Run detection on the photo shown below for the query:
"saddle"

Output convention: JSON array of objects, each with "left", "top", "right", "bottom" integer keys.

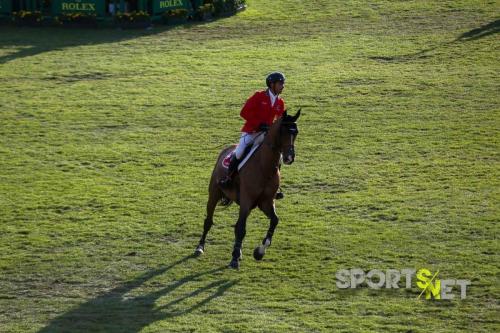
[
  {"left": 222, "top": 142, "right": 262, "bottom": 171},
  {"left": 220, "top": 140, "right": 284, "bottom": 200}
]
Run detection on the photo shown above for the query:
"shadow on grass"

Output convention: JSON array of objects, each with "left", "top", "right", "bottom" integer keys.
[
  {"left": 38, "top": 254, "right": 237, "bottom": 333},
  {"left": 369, "top": 19, "right": 499, "bottom": 63},
  {"left": 456, "top": 19, "right": 500, "bottom": 41},
  {"left": 0, "top": 29, "right": 133, "bottom": 64},
  {"left": 0, "top": 16, "right": 233, "bottom": 65}
]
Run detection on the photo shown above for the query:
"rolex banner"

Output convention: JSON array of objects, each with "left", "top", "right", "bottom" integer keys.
[
  {"left": 52, "top": 0, "right": 105, "bottom": 16},
  {"left": 153, "top": 0, "right": 191, "bottom": 15},
  {"left": 0, "top": 0, "right": 12, "bottom": 14}
]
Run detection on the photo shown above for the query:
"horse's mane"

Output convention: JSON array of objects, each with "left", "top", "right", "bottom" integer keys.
[{"left": 267, "top": 115, "right": 284, "bottom": 141}]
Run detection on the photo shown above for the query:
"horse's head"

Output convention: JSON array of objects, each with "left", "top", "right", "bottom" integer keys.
[{"left": 279, "top": 109, "right": 301, "bottom": 165}]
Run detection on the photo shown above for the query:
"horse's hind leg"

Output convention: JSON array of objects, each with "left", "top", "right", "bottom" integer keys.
[
  {"left": 253, "top": 200, "right": 279, "bottom": 261},
  {"left": 194, "top": 182, "right": 221, "bottom": 256}
]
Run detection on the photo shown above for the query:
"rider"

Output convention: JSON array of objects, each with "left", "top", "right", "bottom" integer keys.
[{"left": 219, "top": 72, "right": 286, "bottom": 189}]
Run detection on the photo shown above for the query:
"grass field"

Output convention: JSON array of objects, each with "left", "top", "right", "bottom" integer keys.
[{"left": 0, "top": 1, "right": 499, "bottom": 332}]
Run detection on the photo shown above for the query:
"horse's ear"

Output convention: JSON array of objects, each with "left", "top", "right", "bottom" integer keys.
[{"left": 291, "top": 108, "right": 301, "bottom": 122}]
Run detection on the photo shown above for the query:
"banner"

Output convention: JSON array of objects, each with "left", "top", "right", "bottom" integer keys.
[
  {"left": 153, "top": 0, "right": 191, "bottom": 15},
  {"left": 52, "top": 0, "right": 105, "bottom": 16}
]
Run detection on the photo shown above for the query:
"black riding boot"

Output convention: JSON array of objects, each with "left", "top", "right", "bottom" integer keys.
[{"left": 219, "top": 155, "right": 239, "bottom": 188}]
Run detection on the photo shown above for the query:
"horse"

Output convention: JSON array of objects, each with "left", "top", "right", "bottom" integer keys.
[{"left": 194, "top": 109, "right": 301, "bottom": 269}]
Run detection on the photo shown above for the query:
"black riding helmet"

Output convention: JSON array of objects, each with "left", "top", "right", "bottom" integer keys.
[{"left": 266, "top": 72, "right": 286, "bottom": 88}]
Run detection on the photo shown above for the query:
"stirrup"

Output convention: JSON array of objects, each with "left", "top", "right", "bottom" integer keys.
[{"left": 275, "top": 188, "right": 284, "bottom": 200}]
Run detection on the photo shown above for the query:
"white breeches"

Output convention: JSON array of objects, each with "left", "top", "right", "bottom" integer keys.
[{"left": 234, "top": 132, "right": 265, "bottom": 159}]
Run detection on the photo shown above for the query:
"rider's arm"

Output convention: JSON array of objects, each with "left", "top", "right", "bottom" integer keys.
[
  {"left": 240, "top": 92, "right": 261, "bottom": 130},
  {"left": 275, "top": 98, "right": 286, "bottom": 119}
]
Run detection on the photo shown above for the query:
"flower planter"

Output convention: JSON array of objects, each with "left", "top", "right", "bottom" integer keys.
[
  {"left": 195, "top": 4, "right": 214, "bottom": 21},
  {"left": 11, "top": 11, "right": 43, "bottom": 26},
  {"left": 115, "top": 11, "right": 151, "bottom": 29}
]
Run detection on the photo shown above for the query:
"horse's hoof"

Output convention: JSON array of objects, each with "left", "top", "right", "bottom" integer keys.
[
  {"left": 194, "top": 245, "right": 204, "bottom": 256},
  {"left": 228, "top": 259, "right": 240, "bottom": 269},
  {"left": 253, "top": 246, "right": 265, "bottom": 261}
]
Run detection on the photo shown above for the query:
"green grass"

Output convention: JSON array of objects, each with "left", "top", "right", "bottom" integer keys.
[{"left": 0, "top": 1, "right": 499, "bottom": 332}]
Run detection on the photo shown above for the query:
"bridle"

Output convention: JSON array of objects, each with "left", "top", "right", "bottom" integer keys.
[
  {"left": 265, "top": 120, "right": 298, "bottom": 157},
  {"left": 280, "top": 122, "right": 298, "bottom": 159}
]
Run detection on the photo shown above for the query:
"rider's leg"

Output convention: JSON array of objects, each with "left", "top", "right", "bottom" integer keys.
[
  {"left": 219, "top": 133, "right": 255, "bottom": 187},
  {"left": 234, "top": 132, "right": 256, "bottom": 160}
]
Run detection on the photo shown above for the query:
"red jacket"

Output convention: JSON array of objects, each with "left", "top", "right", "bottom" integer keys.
[{"left": 240, "top": 90, "right": 285, "bottom": 133}]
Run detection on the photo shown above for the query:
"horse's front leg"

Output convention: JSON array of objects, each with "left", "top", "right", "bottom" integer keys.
[
  {"left": 195, "top": 178, "right": 221, "bottom": 256},
  {"left": 229, "top": 205, "right": 251, "bottom": 269},
  {"left": 254, "top": 200, "right": 279, "bottom": 261}
]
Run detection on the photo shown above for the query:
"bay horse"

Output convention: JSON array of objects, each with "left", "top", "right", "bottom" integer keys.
[{"left": 194, "top": 109, "right": 301, "bottom": 269}]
